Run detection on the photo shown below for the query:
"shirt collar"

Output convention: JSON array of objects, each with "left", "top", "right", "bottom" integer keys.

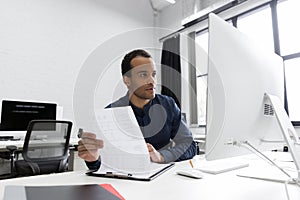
[{"left": 129, "top": 94, "right": 157, "bottom": 116}]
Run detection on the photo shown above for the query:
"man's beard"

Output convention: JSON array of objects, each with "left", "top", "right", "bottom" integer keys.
[{"left": 133, "top": 87, "right": 155, "bottom": 100}]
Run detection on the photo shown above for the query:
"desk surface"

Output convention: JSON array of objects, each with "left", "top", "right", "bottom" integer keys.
[
  {"left": 0, "top": 137, "right": 79, "bottom": 150},
  {"left": 1, "top": 155, "right": 300, "bottom": 200}
]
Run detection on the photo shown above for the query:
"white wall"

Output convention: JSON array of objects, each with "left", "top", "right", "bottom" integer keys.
[
  {"left": 156, "top": 0, "right": 183, "bottom": 32},
  {"left": 0, "top": 0, "right": 155, "bottom": 134}
]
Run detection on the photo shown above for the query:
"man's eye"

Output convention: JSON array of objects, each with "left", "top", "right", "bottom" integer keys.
[{"left": 139, "top": 73, "right": 148, "bottom": 78}]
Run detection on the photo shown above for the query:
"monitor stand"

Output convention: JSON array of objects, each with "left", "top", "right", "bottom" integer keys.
[
  {"left": 229, "top": 93, "right": 300, "bottom": 185},
  {"left": 265, "top": 93, "right": 300, "bottom": 184}
]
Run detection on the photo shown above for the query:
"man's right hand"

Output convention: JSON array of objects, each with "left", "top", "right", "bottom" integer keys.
[{"left": 78, "top": 132, "right": 104, "bottom": 162}]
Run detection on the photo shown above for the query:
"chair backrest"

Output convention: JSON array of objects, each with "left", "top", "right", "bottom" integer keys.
[{"left": 20, "top": 120, "right": 72, "bottom": 175}]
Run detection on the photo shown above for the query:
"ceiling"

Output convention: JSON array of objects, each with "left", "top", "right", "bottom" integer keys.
[{"left": 149, "top": 0, "right": 175, "bottom": 11}]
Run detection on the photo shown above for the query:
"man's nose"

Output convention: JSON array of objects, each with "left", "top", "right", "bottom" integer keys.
[{"left": 147, "top": 75, "right": 156, "bottom": 84}]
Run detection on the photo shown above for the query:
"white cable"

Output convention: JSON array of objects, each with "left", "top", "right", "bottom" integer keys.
[
  {"left": 284, "top": 178, "right": 292, "bottom": 200},
  {"left": 232, "top": 140, "right": 300, "bottom": 187},
  {"left": 239, "top": 141, "right": 292, "bottom": 178}
]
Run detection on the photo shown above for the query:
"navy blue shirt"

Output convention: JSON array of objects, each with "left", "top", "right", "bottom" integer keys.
[{"left": 86, "top": 93, "right": 197, "bottom": 170}]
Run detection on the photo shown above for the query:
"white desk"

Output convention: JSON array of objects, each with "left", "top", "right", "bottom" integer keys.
[
  {"left": 0, "top": 137, "right": 79, "bottom": 150},
  {"left": 1, "top": 155, "right": 300, "bottom": 200}
]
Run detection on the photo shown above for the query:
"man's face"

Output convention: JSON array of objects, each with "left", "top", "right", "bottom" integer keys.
[{"left": 124, "top": 56, "right": 157, "bottom": 100}]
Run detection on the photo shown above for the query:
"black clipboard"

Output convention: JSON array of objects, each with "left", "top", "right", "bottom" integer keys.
[{"left": 86, "top": 163, "right": 175, "bottom": 181}]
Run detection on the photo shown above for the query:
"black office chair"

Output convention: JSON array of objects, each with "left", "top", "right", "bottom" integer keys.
[{"left": 10, "top": 120, "right": 72, "bottom": 177}]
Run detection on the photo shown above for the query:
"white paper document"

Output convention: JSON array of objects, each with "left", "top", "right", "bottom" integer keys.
[{"left": 94, "top": 106, "right": 153, "bottom": 174}]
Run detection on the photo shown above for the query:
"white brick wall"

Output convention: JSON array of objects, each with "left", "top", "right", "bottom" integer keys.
[{"left": 0, "top": 0, "right": 155, "bottom": 136}]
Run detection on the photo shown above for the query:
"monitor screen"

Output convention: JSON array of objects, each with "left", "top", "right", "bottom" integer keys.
[
  {"left": 0, "top": 100, "right": 56, "bottom": 131},
  {"left": 205, "top": 13, "right": 285, "bottom": 161}
]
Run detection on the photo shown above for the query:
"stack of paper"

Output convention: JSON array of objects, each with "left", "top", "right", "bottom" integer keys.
[
  {"left": 88, "top": 106, "right": 174, "bottom": 181},
  {"left": 95, "top": 106, "right": 151, "bottom": 174}
]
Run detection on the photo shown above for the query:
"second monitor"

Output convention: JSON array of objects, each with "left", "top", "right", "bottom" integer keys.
[{"left": 0, "top": 100, "right": 57, "bottom": 131}]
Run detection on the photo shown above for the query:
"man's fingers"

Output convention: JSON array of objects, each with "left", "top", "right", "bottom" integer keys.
[
  {"left": 81, "top": 132, "right": 97, "bottom": 139},
  {"left": 146, "top": 143, "right": 153, "bottom": 152},
  {"left": 78, "top": 148, "right": 98, "bottom": 155},
  {"left": 77, "top": 132, "right": 103, "bottom": 162},
  {"left": 146, "top": 143, "right": 164, "bottom": 163},
  {"left": 78, "top": 138, "right": 104, "bottom": 148},
  {"left": 77, "top": 144, "right": 101, "bottom": 152},
  {"left": 78, "top": 149, "right": 99, "bottom": 161}
]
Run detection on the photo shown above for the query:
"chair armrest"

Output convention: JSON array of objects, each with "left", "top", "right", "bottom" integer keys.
[{"left": 6, "top": 145, "right": 18, "bottom": 153}]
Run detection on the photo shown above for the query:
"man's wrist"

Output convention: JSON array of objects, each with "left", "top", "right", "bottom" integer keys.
[
  {"left": 160, "top": 154, "right": 165, "bottom": 163},
  {"left": 85, "top": 156, "right": 101, "bottom": 170}
]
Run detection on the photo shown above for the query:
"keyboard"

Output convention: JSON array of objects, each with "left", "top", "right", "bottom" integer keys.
[
  {"left": 195, "top": 159, "right": 249, "bottom": 174},
  {"left": 0, "top": 136, "right": 20, "bottom": 141}
]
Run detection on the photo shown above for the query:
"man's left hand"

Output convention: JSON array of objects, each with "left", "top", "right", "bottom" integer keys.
[{"left": 147, "top": 143, "right": 165, "bottom": 163}]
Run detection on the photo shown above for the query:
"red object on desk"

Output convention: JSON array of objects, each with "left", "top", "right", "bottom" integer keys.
[{"left": 100, "top": 184, "right": 126, "bottom": 200}]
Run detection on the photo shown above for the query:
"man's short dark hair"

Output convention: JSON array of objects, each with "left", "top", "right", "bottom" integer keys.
[{"left": 121, "top": 49, "right": 152, "bottom": 77}]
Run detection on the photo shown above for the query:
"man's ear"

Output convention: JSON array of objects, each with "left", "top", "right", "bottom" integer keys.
[{"left": 123, "top": 76, "right": 131, "bottom": 87}]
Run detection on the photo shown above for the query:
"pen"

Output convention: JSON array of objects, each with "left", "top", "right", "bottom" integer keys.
[
  {"left": 77, "top": 128, "right": 83, "bottom": 138},
  {"left": 189, "top": 159, "right": 194, "bottom": 168}
]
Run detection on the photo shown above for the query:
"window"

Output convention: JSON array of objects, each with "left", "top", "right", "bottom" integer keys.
[
  {"left": 277, "top": 0, "right": 300, "bottom": 55},
  {"left": 277, "top": 0, "right": 300, "bottom": 124},
  {"left": 237, "top": 6, "right": 274, "bottom": 52},
  {"left": 194, "top": 0, "right": 300, "bottom": 125},
  {"left": 285, "top": 58, "right": 300, "bottom": 121},
  {"left": 195, "top": 31, "right": 208, "bottom": 126},
  {"left": 196, "top": 31, "right": 208, "bottom": 53}
]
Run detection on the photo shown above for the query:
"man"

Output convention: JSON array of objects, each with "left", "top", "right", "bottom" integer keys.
[{"left": 78, "top": 49, "right": 197, "bottom": 170}]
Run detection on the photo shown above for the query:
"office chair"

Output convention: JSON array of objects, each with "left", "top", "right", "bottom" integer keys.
[{"left": 10, "top": 120, "right": 72, "bottom": 177}]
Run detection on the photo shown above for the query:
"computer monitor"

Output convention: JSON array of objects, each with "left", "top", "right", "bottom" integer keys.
[
  {"left": 205, "top": 13, "right": 285, "bottom": 161},
  {"left": 0, "top": 100, "right": 57, "bottom": 131}
]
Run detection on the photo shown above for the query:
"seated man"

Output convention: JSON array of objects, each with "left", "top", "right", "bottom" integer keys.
[{"left": 78, "top": 49, "right": 197, "bottom": 170}]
